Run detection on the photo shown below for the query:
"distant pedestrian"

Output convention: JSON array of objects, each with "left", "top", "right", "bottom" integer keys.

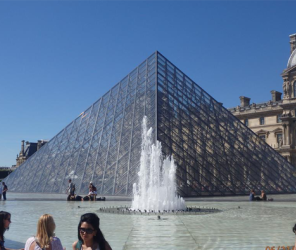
[
  {"left": 68, "top": 179, "right": 75, "bottom": 196},
  {"left": 67, "top": 179, "right": 76, "bottom": 201},
  {"left": 2, "top": 183, "right": 8, "bottom": 201},
  {"left": 0, "top": 182, "right": 2, "bottom": 200}
]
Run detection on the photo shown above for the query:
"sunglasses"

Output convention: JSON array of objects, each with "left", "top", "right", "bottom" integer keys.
[{"left": 79, "top": 227, "right": 94, "bottom": 234}]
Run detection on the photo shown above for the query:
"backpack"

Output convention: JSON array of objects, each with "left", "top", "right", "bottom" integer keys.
[
  {"left": 92, "top": 185, "right": 97, "bottom": 191},
  {"left": 72, "top": 183, "right": 76, "bottom": 192}
]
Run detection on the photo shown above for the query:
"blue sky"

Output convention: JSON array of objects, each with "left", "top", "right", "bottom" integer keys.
[{"left": 0, "top": 1, "right": 295, "bottom": 167}]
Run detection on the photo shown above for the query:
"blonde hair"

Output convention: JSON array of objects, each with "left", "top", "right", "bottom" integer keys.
[{"left": 36, "top": 214, "right": 56, "bottom": 248}]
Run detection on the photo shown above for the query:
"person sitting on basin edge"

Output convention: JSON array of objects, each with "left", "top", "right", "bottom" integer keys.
[
  {"left": 249, "top": 189, "right": 262, "bottom": 201},
  {"left": 249, "top": 189, "right": 255, "bottom": 201},
  {"left": 87, "top": 182, "right": 97, "bottom": 201},
  {"left": 261, "top": 190, "right": 267, "bottom": 201},
  {"left": 250, "top": 189, "right": 273, "bottom": 201},
  {"left": 73, "top": 213, "right": 112, "bottom": 250},
  {"left": 24, "top": 214, "right": 64, "bottom": 250}
]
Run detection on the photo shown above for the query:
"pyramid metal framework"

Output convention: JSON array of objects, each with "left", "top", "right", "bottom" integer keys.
[{"left": 5, "top": 52, "right": 296, "bottom": 196}]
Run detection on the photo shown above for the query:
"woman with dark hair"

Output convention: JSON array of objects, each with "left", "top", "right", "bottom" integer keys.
[
  {"left": 72, "top": 213, "right": 111, "bottom": 250},
  {"left": 0, "top": 211, "right": 11, "bottom": 250},
  {"left": 293, "top": 223, "right": 296, "bottom": 249},
  {"left": 0, "top": 211, "right": 22, "bottom": 250}
]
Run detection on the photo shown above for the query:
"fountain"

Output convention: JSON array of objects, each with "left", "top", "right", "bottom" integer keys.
[
  {"left": 99, "top": 116, "right": 219, "bottom": 216},
  {"left": 131, "top": 116, "right": 186, "bottom": 212}
]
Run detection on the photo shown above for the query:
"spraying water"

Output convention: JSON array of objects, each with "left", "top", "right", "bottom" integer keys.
[{"left": 131, "top": 116, "right": 186, "bottom": 211}]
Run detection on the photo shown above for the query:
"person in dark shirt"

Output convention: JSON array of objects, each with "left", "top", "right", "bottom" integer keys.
[
  {"left": 68, "top": 179, "right": 75, "bottom": 196},
  {"left": 67, "top": 179, "right": 76, "bottom": 201},
  {"left": 261, "top": 190, "right": 267, "bottom": 201},
  {"left": 249, "top": 189, "right": 255, "bottom": 201},
  {"left": 2, "top": 183, "right": 8, "bottom": 201},
  {"left": 0, "top": 211, "right": 24, "bottom": 250},
  {"left": 0, "top": 211, "right": 11, "bottom": 250},
  {"left": 250, "top": 189, "right": 267, "bottom": 201}
]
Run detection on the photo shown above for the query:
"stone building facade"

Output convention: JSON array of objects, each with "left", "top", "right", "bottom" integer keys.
[
  {"left": 229, "top": 33, "right": 296, "bottom": 166},
  {"left": 16, "top": 140, "right": 47, "bottom": 167}
]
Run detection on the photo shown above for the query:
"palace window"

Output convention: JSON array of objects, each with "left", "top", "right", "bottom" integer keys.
[
  {"left": 294, "top": 81, "right": 296, "bottom": 97},
  {"left": 244, "top": 119, "right": 248, "bottom": 127},
  {"left": 277, "top": 114, "right": 281, "bottom": 123},
  {"left": 259, "top": 134, "right": 266, "bottom": 141},
  {"left": 276, "top": 133, "right": 282, "bottom": 145},
  {"left": 259, "top": 117, "right": 265, "bottom": 125}
]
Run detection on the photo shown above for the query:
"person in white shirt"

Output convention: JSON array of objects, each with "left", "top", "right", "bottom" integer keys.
[{"left": 24, "top": 214, "right": 64, "bottom": 250}]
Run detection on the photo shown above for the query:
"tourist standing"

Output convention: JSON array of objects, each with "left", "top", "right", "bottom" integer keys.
[
  {"left": 73, "top": 213, "right": 112, "bottom": 250},
  {"left": 68, "top": 179, "right": 75, "bottom": 196},
  {"left": 0, "top": 183, "right": 3, "bottom": 200},
  {"left": 88, "top": 182, "right": 93, "bottom": 195},
  {"left": 249, "top": 189, "right": 255, "bottom": 201},
  {"left": 2, "top": 183, "right": 7, "bottom": 201},
  {"left": 24, "top": 214, "right": 64, "bottom": 250}
]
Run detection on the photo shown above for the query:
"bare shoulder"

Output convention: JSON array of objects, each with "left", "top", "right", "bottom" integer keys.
[
  {"left": 105, "top": 241, "right": 112, "bottom": 250},
  {"left": 72, "top": 240, "right": 78, "bottom": 250}
]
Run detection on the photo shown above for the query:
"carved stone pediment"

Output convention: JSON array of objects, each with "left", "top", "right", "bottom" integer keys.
[
  {"left": 256, "top": 129, "right": 270, "bottom": 138},
  {"left": 271, "top": 127, "right": 283, "bottom": 136}
]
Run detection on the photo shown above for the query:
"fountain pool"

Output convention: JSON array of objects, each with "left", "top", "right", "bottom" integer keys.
[{"left": 2, "top": 193, "right": 296, "bottom": 250}]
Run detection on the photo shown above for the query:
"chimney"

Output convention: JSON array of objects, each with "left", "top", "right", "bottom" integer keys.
[
  {"left": 290, "top": 33, "right": 296, "bottom": 54},
  {"left": 21, "top": 140, "right": 25, "bottom": 155},
  {"left": 270, "top": 90, "right": 282, "bottom": 102},
  {"left": 37, "top": 140, "right": 41, "bottom": 150},
  {"left": 239, "top": 96, "right": 251, "bottom": 107}
]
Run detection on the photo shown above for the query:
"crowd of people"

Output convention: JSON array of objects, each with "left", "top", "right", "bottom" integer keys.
[
  {"left": 67, "top": 179, "right": 101, "bottom": 201},
  {"left": 0, "top": 211, "right": 112, "bottom": 250}
]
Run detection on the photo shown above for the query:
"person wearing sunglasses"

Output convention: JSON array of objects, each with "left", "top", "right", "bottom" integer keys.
[
  {"left": 24, "top": 214, "right": 64, "bottom": 250},
  {"left": 0, "top": 211, "right": 23, "bottom": 250},
  {"left": 73, "top": 213, "right": 111, "bottom": 250}
]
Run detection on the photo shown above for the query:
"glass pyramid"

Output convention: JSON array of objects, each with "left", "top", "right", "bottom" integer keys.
[{"left": 5, "top": 52, "right": 296, "bottom": 196}]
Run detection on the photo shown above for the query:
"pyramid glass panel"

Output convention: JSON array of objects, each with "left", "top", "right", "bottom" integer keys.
[{"left": 4, "top": 52, "right": 296, "bottom": 196}]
